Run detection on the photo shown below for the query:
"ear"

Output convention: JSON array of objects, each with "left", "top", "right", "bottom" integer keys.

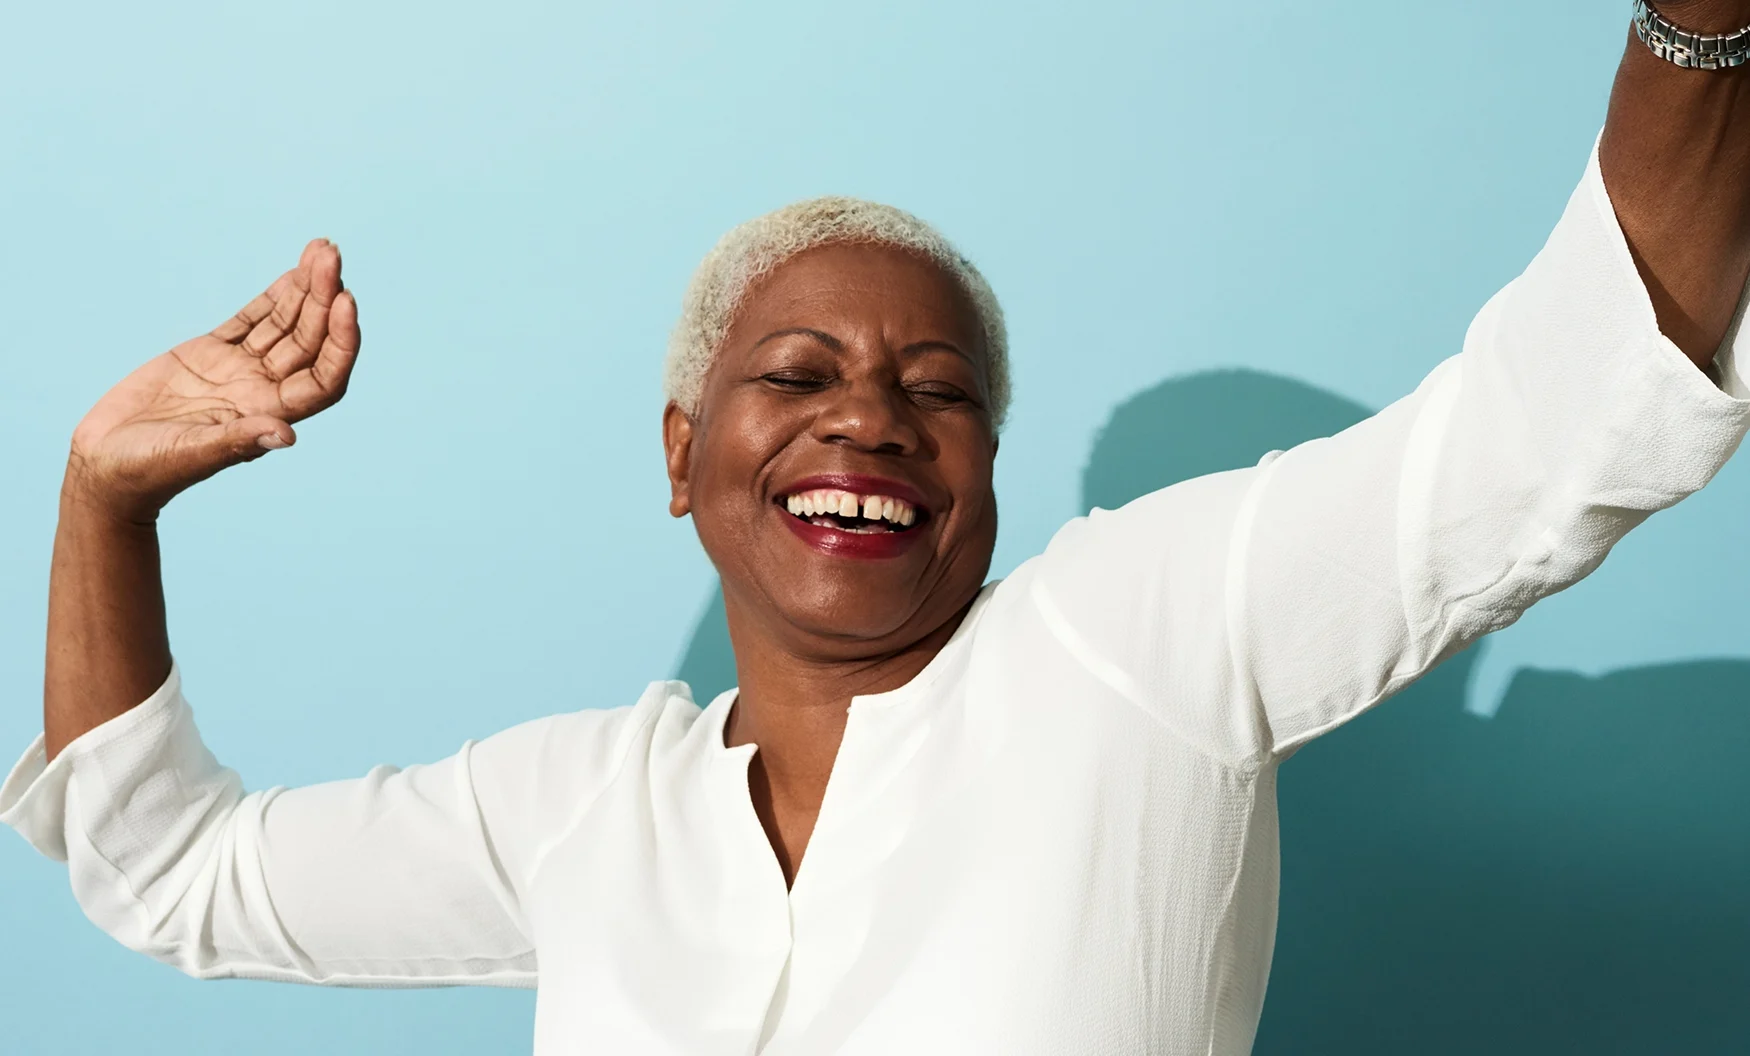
[{"left": 662, "top": 401, "right": 696, "bottom": 518}]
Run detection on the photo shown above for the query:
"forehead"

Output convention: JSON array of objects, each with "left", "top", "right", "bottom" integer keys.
[{"left": 725, "top": 242, "right": 986, "bottom": 352}]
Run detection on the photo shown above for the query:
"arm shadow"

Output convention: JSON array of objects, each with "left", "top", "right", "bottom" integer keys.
[{"left": 1088, "top": 370, "right": 1749, "bottom": 1055}]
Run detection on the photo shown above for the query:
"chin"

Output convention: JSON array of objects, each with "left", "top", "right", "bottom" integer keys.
[{"left": 769, "top": 579, "right": 931, "bottom": 649}]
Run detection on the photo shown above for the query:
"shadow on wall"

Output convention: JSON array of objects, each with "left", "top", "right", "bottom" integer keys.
[
  {"left": 675, "top": 369, "right": 1750, "bottom": 1053},
  {"left": 1093, "top": 371, "right": 1750, "bottom": 1054},
  {"left": 675, "top": 588, "right": 734, "bottom": 706}
]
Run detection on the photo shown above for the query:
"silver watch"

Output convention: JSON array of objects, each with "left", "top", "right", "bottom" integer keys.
[{"left": 1633, "top": 0, "right": 1750, "bottom": 69}]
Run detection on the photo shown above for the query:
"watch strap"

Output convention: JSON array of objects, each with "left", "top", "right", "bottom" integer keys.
[{"left": 1633, "top": 0, "right": 1750, "bottom": 69}]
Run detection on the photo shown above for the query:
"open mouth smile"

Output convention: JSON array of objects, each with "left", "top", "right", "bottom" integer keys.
[
  {"left": 773, "top": 475, "right": 932, "bottom": 557},
  {"left": 780, "top": 488, "right": 922, "bottom": 534}
]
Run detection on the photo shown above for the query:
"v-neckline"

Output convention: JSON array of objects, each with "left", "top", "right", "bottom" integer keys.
[{"left": 699, "top": 580, "right": 1001, "bottom": 899}]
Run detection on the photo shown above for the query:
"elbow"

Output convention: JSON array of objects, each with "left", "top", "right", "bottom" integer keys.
[{"left": 65, "top": 781, "right": 267, "bottom": 980}]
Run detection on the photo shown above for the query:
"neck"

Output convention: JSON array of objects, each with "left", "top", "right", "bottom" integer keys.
[
  {"left": 715, "top": 591, "right": 978, "bottom": 888},
  {"left": 720, "top": 592, "right": 976, "bottom": 785}
]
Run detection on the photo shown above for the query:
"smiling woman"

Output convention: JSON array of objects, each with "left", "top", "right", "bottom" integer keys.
[
  {"left": 3, "top": 4, "right": 1750, "bottom": 1055},
  {"left": 660, "top": 238, "right": 1002, "bottom": 886}
]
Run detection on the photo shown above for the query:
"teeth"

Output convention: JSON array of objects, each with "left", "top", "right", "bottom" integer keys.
[{"left": 781, "top": 487, "right": 920, "bottom": 528}]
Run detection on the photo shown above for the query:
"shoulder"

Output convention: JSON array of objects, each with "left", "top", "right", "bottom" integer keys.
[
  {"left": 965, "top": 465, "right": 1275, "bottom": 768},
  {"left": 475, "top": 681, "right": 699, "bottom": 770},
  {"left": 1042, "top": 464, "right": 1262, "bottom": 571},
  {"left": 467, "top": 682, "right": 703, "bottom": 808}
]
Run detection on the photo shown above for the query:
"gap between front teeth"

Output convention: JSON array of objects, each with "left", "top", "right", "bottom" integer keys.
[{"left": 784, "top": 489, "right": 917, "bottom": 526}]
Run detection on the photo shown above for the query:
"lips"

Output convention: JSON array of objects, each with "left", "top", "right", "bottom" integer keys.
[{"left": 774, "top": 473, "right": 932, "bottom": 560}]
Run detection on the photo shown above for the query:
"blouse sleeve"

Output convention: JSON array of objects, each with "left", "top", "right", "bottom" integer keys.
[
  {"left": 0, "top": 663, "right": 640, "bottom": 987},
  {"left": 1027, "top": 140, "right": 1750, "bottom": 767}
]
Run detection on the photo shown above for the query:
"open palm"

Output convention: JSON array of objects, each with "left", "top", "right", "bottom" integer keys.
[{"left": 69, "top": 239, "right": 361, "bottom": 519}]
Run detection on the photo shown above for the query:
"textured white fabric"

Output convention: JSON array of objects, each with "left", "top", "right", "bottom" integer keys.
[{"left": 3, "top": 144, "right": 1747, "bottom": 1055}]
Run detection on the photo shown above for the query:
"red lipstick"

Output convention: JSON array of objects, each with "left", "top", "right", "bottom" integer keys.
[{"left": 774, "top": 473, "right": 931, "bottom": 560}]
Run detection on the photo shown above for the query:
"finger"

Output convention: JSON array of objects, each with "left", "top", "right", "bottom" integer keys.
[
  {"left": 279, "top": 289, "right": 360, "bottom": 420},
  {"left": 242, "top": 263, "right": 312, "bottom": 359},
  {"left": 265, "top": 241, "right": 342, "bottom": 379},
  {"left": 298, "top": 237, "right": 326, "bottom": 271},
  {"left": 211, "top": 269, "right": 296, "bottom": 343}
]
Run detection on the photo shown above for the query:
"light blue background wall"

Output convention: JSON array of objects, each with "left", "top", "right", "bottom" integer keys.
[{"left": 1, "top": 1, "right": 1744, "bottom": 1052}]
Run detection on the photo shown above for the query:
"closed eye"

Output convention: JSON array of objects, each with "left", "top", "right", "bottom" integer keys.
[
  {"left": 760, "top": 371, "right": 832, "bottom": 392},
  {"left": 907, "top": 384, "right": 975, "bottom": 408}
]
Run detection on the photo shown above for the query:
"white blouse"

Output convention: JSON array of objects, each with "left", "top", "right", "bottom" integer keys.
[{"left": 4, "top": 145, "right": 1748, "bottom": 1056}]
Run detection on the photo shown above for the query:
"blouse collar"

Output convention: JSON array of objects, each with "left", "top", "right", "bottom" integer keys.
[{"left": 694, "top": 578, "right": 1002, "bottom": 756}]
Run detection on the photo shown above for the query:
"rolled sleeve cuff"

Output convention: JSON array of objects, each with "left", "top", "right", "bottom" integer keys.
[
  {"left": 0, "top": 663, "right": 186, "bottom": 863},
  {"left": 1712, "top": 276, "right": 1750, "bottom": 402},
  {"left": 1572, "top": 139, "right": 1750, "bottom": 495}
]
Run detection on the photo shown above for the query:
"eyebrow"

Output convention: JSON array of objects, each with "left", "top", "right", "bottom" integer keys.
[
  {"left": 899, "top": 339, "right": 975, "bottom": 365},
  {"left": 749, "top": 328, "right": 974, "bottom": 365},
  {"left": 750, "top": 327, "right": 845, "bottom": 353}
]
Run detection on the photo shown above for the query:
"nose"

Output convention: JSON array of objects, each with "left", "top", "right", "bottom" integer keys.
[{"left": 811, "top": 374, "right": 922, "bottom": 456}]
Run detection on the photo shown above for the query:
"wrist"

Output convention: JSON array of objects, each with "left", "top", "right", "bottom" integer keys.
[
  {"left": 61, "top": 453, "right": 162, "bottom": 530},
  {"left": 1652, "top": 0, "right": 1750, "bottom": 33}
]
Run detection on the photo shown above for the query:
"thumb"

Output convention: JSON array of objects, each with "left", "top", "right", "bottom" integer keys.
[{"left": 213, "top": 415, "right": 296, "bottom": 466}]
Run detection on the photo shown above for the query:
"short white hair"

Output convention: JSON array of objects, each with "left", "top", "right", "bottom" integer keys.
[{"left": 665, "top": 196, "right": 1010, "bottom": 429}]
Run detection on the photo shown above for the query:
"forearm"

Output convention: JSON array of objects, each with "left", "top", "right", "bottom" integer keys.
[
  {"left": 44, "top": 461, "right": 174, "bottom": 762},
  {"left": 1601, "top": 0, "right": 1750, "bottom": 366}
]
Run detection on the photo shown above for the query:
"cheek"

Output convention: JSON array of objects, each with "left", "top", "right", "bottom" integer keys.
[
  {"left": 689, "top": 396, "right": 799, "bottom": 512},
  {"left": 940, "top": 422, "right": 997, "bottom": 486},
  {"left": 935, "top": 427, "right": 999, "bottom": 534}
]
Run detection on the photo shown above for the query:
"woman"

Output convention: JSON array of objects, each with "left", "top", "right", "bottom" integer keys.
[{"left": 4, "top": 5, "right": 1749, "bottom": 1053}]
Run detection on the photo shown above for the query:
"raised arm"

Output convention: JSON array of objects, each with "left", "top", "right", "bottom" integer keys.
[
  {"left": 2, "top": 243, "right": 614, "bottom": 986},
  {"left": 46, "top": 239, "right": 358, "bottom": 762},
  {"left": 1028, "top": 4, "right": 1750, "bottom": 766}
]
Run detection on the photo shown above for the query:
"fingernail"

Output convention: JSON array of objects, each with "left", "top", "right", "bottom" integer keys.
[{"left": 258, "top": 434, "right": 289, "bottom": 450}]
